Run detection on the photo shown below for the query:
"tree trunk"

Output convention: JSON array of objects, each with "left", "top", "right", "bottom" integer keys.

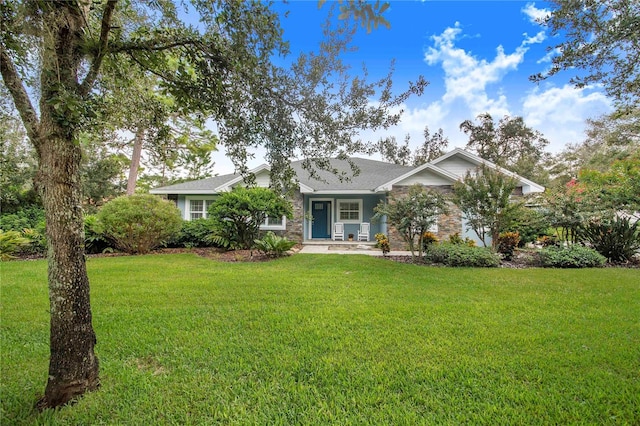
[
  {"left": 126, "top": 128, "right": 144, "bottom": 195},
  {"left": 34, "top": 4, "right": 99, "bottom": 409},
  {"left": 34, "top": 128, "right": 100, "bottom": 409}
]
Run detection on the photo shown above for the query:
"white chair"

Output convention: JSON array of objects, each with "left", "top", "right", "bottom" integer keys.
[
  {"left": 333, "top": 222, "right": 345, "bottom": 241},
  {"left": 357, "top": 222, "right": 370, "bottom": 241}
]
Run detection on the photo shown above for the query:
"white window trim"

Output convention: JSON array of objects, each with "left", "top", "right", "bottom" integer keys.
[
  {"left": 337, "top": 199, "right": 363, "bottom": 224},
  {"left": 184, "top": 196, "right": 217, "bottom": 220},
  {"left": 260, "top": 215, "right": 287, "bottom": 231}
]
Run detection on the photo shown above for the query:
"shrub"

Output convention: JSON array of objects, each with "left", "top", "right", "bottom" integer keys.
[
  {"left": 254, "top": 232, "right": 296, "bottom": 258},
  {"left": 422, "top": 231, "right": 439, "bottom": 245},
  {"left": 537, "top": 235, "right": 559, "bottom": 247},
  {"left": 0, "top": 230, "right": 30, "bottom": 261},
  {"left": 448, "top": 232, "right": 476, "bottom": 247},
  {"left": 18, "top": 227, "right": 47, "bottom": 256},
  {"left": 97, "top": 194, "right": 182, "bottom": 254},
  {"left": 208, "top": 187, "right": 292, "bottom": 250},
  {"left": 539, "top": 245, "right": 606, "bottom": 268},
  {"left": 0, "top": 206, "right": 45, "bottom": 232},
  {"left": 579, "top": 216, "right": 640, "bottom": 262},
  {"left": 84, "top": 215, "right": 112, "bottom": 254},
  {"left": 167, "top": 218, "right": 218, "bottom": 248},
  {"left": 497, "top": 231, "right": 520, "bottom": 261},
  {"left": 502, "top": 206, "right": 548, "bottom": 246},
  {"left": 424, "top": 243, "right": 501, "bottom": 267},
  {"left": 374, "top": 233, "right": 390, "bottom": 255}
]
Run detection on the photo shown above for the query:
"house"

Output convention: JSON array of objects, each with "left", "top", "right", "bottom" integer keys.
[{"left": 150, "top": 149, "right": 545, "bottom": 248}]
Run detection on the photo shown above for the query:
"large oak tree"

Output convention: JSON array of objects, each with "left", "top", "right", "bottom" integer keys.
[{"left": 1, "top": 0, "right": 423, "bottom": 408}]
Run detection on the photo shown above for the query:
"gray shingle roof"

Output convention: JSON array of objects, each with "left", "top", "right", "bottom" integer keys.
[
  {"left": 150, "top": 173, "right": 240, "bottom": 192},
  {"left": 150, "top": 157, "right": 412, "bottom": 193},
  {"left": 291, "top": 158, "right": 412, "bottom": 191}
]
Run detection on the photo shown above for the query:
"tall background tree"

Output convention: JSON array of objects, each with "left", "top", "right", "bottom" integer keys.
[
  {"left": 1, "top": 0, "right": 421, "bottom": 408},
  {"left": 373, "top": 126, "right": 449, "bottom": 166},
  {"left": 548, "top": 109, "right": 640, "bottom": 187},
  {"left": 0, "top": 96, "right": 39, "bottom": 213},
  {"left": 459, "top": 113, "right": 550, "bottom": 184}
]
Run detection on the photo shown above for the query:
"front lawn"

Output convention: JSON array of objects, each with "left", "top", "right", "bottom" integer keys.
[{"left": 1, "top": 254, "right": 639, "bottom": 424}]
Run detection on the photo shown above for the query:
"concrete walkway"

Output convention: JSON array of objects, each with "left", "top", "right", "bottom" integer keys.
[{"left": 299, "top": 245, "right": 412, "bottom": 256}]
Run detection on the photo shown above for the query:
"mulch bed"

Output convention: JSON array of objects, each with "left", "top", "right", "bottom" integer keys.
[{"left": 14, "top": 247, "right": 639, "bottom": 268}]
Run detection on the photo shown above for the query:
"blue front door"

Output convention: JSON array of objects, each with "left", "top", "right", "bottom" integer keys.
[{"left": 311, "top": 201, "right": 331, "bottom": 239}]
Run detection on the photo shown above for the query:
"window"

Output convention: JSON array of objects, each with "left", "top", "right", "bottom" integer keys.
[
  {"left": 261, "top": 215, "right": 286, "bottom": 230},
  {"left": 186, "top": 197, "right": 216, "bottom": 220},
  {"left": 337, "top": 200, "right": 362, "bottom": 223}
]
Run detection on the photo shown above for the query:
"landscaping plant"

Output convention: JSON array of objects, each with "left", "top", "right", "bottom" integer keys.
[
  {"left": 579, "top": 215, "right": 640, "bottom": 262},
  {"left": 497, "top": 231, "right": 520, "bottom": 261},
  {"left": 208, "top": 187, "right": 292, "bottom": 250},
  {"left": 84, "top": 215, "right": 112, "bottom": 254},
  {"left": 539, "top": 245, "right": 606, "bottom": 268},
  {"left": 374, "top": 233, "right": 390, "bottom": 255},
  {"left": 452, "top": 164, "right": 519, "bottom": 249},
  {"left": 168, "top": 218, "right": 219, "bottom": 249},
  {"left": 424, "top": 243, "right": 501, "bottom": 267},
  {"left": 254, "top": 232, "right": 296, "bottom": 258},
  {"left": 97, "top": 194, "right": 182, "bottom": 254},
  {"left": 373, "top": 185, "right": 447, "bottom": 259},
  {"left": 0, "top": 229, "right": 30, "bottom": 261},
  {"left": 448, "top": 232, "right": 476, "bottom": 247}
]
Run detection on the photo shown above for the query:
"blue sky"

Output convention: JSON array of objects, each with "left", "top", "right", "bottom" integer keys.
[{"left": 213, "top": 1, "right": 612, "bottom": 174}]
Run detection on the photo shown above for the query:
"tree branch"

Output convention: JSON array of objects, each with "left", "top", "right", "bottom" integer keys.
[
  {"left": 112, "top": 38, "right": 208, "bottom": 53},
  {"left": 80, "top": 0, "right": 117, "bottom": 96},
  {"left": 0, "top": 44, "right": 40, "bottom": 144}
]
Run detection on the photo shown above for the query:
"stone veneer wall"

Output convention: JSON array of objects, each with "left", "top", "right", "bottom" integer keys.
[
  {"left": 285, "top": 189, "right": 304, "bottom": 243},
  {"left": 386, "top": 185, "right": 462, "bottom": 250}
]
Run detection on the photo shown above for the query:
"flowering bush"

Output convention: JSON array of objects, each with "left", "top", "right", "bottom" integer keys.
[{"left": 374, "top": 233, "right": 390, "bottom": 255}]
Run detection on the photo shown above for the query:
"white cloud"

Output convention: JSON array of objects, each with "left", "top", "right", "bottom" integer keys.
[
  {"left": 522, "top": 84, "right": 611, "bottom": 151},
  {"left": 523, "top": 31, "right": 546, "bottom": 46},
  {"left": 522, "top": 3, "right": 550, "bottom": 25},
  {"left": 424, "top": 23, "right": 528, "bottom": 117}
]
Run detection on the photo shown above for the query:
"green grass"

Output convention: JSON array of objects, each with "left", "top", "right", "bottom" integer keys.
[{"left": 1, "top": 254, "right": 639, "bottom": 424}]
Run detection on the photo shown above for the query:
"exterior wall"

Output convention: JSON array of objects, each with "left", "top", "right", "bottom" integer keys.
[
  {"left": 433, "top": 156, "right": 478, "bottom": 178},
  {"left": 386, "top": 184, "right": 462, "bottom": 250},
  {"left": 285, "top": 189, "right": 304, "bottom": 243},
  {"left": 395, "top": 169, "right": 453, "bottom": 186}
]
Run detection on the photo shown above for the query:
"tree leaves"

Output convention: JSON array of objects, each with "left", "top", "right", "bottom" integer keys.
[{"left": 535, "top": 0, "right": 640, "bottom": 111}]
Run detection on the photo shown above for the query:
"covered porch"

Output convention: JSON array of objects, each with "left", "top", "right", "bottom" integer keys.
[{"left": 301, "top": 193, "right": 387, "bottom": 243}]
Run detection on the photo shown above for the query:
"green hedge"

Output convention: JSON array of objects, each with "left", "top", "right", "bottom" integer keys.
[
  {"left": 424, "top": 243, "right": 501, "bottom": 267},
  {"left": 539, "top": 245, "right": 606, "bottom": 268}
]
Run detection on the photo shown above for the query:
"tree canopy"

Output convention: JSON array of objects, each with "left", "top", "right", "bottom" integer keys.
[
  {"left": 459, "top": 113, "right": 549, "bottom": 183},
  {"left": 533, "top": 0, "right": 640, "bottom": 111},
  {"left": 373, "top": 126, "right": 449, "bottom": 166}
]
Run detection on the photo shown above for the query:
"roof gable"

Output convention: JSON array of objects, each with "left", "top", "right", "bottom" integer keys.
[
  {"left": 150, "top": 149, "right": 545, "bottom": 195},
  {"left": 431, "top": 148, "right": 545, "bottom": 193}
]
